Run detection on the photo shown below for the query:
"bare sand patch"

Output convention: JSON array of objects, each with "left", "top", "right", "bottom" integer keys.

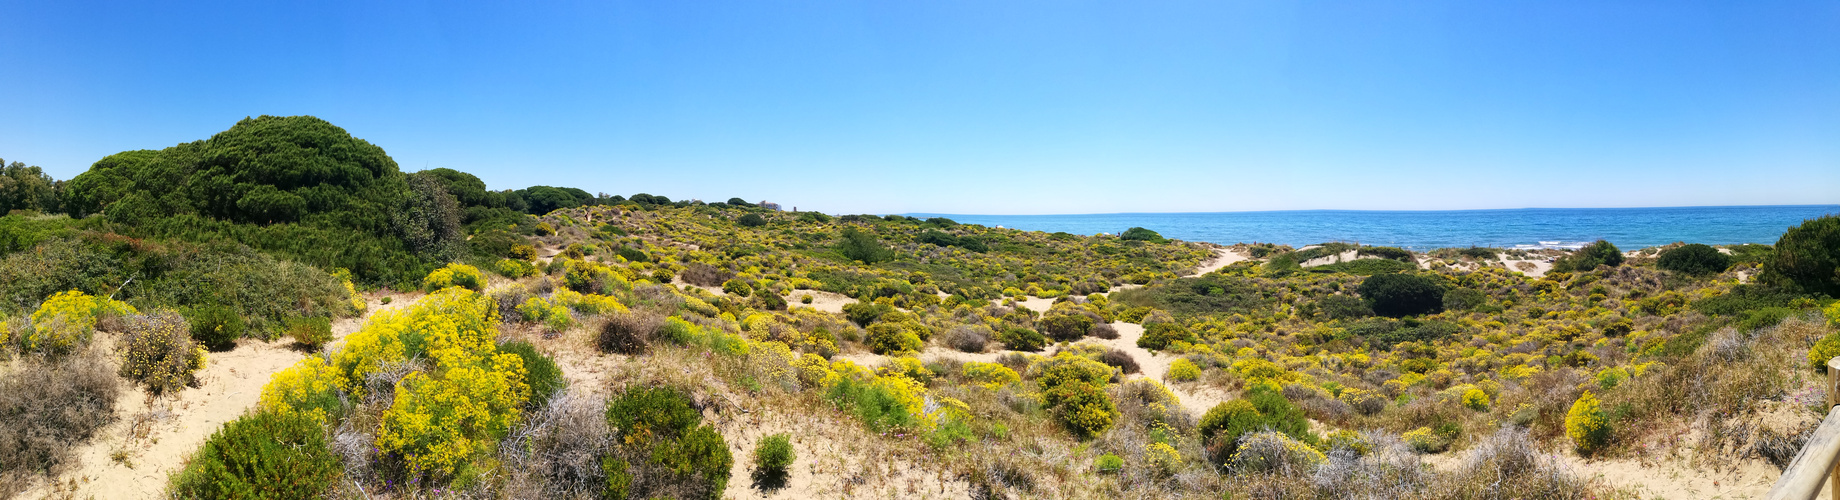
[
  {"left": 1193, "top": 247, "right": 1251, "bottom": 276},
  {"left": 786, "top": 290, "right": 857, "bottom": 314},
  {"left": 1301, "top": 250, "right": 1360, "bottom": 268},
  {"left": 1499, "top": 258, "right": 1553, "bottom": 278}
]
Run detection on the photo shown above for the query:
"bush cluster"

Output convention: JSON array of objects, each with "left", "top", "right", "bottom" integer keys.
[
  {"left": 169, "top": 410, "right": 340, "bottom": 500},
  {"left": 186, "top": 304, "right": 245, "bottom": 352},
  {"left": 602, "top": 386, "right": 733, "bottom": 500},
  {"left": 1553, "top": 240, "right": 1624, "bottom": 273},
  {"left": 1656, "top": 243, "right": 1731, "bottom": 276},
  {"left": 117, "top": 312, "right": 207, "bottom": 395},
  {"left": 1357, "top": 273, "right": 1444, "bottom": 318},
  {"left": 997, "top": 327, "right": 1045, "bottom": 351},
  {"left": 1199, "top": 386, "right": 1316, "bottom": 467}
]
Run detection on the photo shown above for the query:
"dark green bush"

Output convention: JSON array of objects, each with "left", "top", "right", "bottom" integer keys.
[
  {"left": 1357, "top": 246, "right": 1413, "bottom": 261},
  {"left": 865, "top": 323, "right": 922, "bottom": 355},
  {"left": 169, "top": 410, "right": 339, "bottom": 500},
  {"left": 1041, "top": 381, "right": 1117, "bottom": 439},
  {"left": 1039, "top": 314, "right": 1093, "bottom": 341},
  {"left": 1765, "top": 216, "right": 1840, "bottom": 297},
  {"left": 1137, "top": 322, "right": 1195, "bottom": 351},
  {"left": 500, "top": 341, "right": 565, "bottom": 408},
  {"left": 1441, "top": 288, "right": 1488, "bottom": 312},
  {"left": 283, "top": 316, "right": 332, "bottom": 350},
  {"left": 736, "top": 213, "right": 766, "bottom": 227},
  {"left": 997, "top": 327, "right": 1046, "bottom": 351},
  {"left": 841, "top": 302, "right": 892, "bottom": 327},
  {"left": 1657, "top": 243, "right": 1731, "bottom": 276},
  {"left": 1318, "top": 294, "right": 1373, "bottom": 320},
  {"left": 1119, "top": 227, "right": 1166, "bottom": 243},
  {"left": 601, "top": 386, "right": 733, "bottom": 500},
  {"left": 835, "top": 227, "right": 892, "bottom": 264},
  {"left": 1309, "top": 258, "right": 1416, "bottom": 276},
  {"left": 1358, "top": 273, "right": 1444, "bottom": 317},
  {"left": 1198, "top": 385, "right": 1316, "bottom": 467},
  {"left": 1553, "top": 240, "right": 1624, "bottom": 273},
  {"left": 187, "top": 305, "right": 246, "bottom": 352}
]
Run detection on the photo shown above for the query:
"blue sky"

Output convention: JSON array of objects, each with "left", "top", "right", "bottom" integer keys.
[{"left": 2, "top": 1, "right": 1835, "bottom": 214}]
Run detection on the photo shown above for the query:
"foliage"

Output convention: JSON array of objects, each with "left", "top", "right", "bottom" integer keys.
[
  {"left": 1318, "top": 294, "right": 1372, "bottom": 320},
  {"left": 1039, "top": 313, "right": 1093, "bottom": 341},
  {"left": 1553, "top": 240, "right": 1624, "bottom": 273},
  {"left": 1199, "top": 386, "right": 1317, "bottom": 467},
  {"left": 259, "top": 356, "right": 343, "bottom": 424},
  {"left": 1357, "top": 273, "right": 1444, "bottom": 317},
  {"left": 603, "top": 386, "right": 733, "bottom": 500},
  {"left": 1119, "top": 227, "right": 1166, "bottom": 243},
  {"left": 187, "top": 304, "right": 246, "bottom": 352},
  {"left": 1137, "top": 322, "right": 1195, "bottom": 351},
  {"left": 500, "top": 341, "right": 565, "bottom": 409},
  {"left": 737, "top": 213, "right": 766, "bottom": 227},
  {"left": 117, "top": 312, "right": 206, "bottom": 395},
  {"left": 169, "top": 410, "right": 340, "bottom": 500},
  {"left": 27, "top": 290, "right": 135, "bottom": 355},
  {"left": 1441, "top": 288, "right": 1487, "bottom": 312},
  {"left": 1766, "top": 216, "right": 1840, "bottom": 297},
  {"left": 998, "top": 326, "right": 1046, "bottom": 351},
  {"left": 1230, "top": 430, "right": 1325, "bottom": 473},
  {"left": 0, "top": 159, "right": 62, "bottom": 214},
  {"left": 1166, "top": 358, "right": 1201, "bottom": 382},
  {"left": 963, "top": 362, "right": 1020, "bottom": 389},
  {"left": 284, "top": 316, "right": 333, "bottom": 350},
  {"left": 423, "top": 262, "right": 486, "bottom": 291},
  {"left": 1565, "top": 390, "right": 1611, "bottom": 455},
  {"left": 0, "top": 349, "right": 119, "bottom": 495},
  {"left": 1657, "top": 243, "right": 1732, "bottom": 276},
  {"left": 1094, "top": 453, "right": 1124, "bottom": 474},
  {"left": 866, "top": 322, "right": 922, "bottom": 355},
  {"left": 1042, "top": 381, "right": 1116, "bottom": 439},
  {"left": 835, "top": 227, "right": 893, "bottom": 264},
  {"left": 753, "top": 433, "right": 795, "bottom": 473}
]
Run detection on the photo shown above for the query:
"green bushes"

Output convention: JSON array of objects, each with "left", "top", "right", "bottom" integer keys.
[
  {"left": 602, "top": 386, "right": 733, "bottom": 500},
  {"left": 1318, "top": 294, "right": 1372, "bottom": 320},
  {"left": 117, "top": 313, "right": 206, "bottom": 395},
  {"left": 1033, "top": 353, "right": 1118, "bottom": 438},
  {"left": 866, "top": 323, "right": 923, "bottom": 355},
  {"left": 169, "top": 410, "right": 339, "bottom": 500},
  {"left": 836, "top": 227, "right": 893, "bottom": 264},
  {"left": 722, "top": 278, "right": 753, "bottom": 297},
  {"left": 1198, "top": 386, "right": 1316, "bottom": 467},
  {"left": 187, "top": 305, "right": 246, "bottom": 352},
  {"left": 284, "top": 316, "right": 332, "bottom": 350},
  {"left": 753, "top": 433, "right": 795, "bottom": 475},
  {"left": 1441, "top": 288, "right": 1487, "bottom": 312},
  {"left": 1137, "top": 322, "right": 1195, "bottom": 351},
  {"left": 736, "top": 213, "right": 767, "bottom": 227},
  {"left": 1094, "top": 453, "right": 1124, "bottom": 474},
  {"left": 824, "top": 376, "right": 923, "bottom": 431},
  {"left": 1553, "top": 240, "right": 1624, "bottom": 273},
  {"left": 842, "top": 302, "right": 892, "bottom": 326},
  {"left": 1657, "top": 244, "right": 1732, "bottom": 276},
  {"left": 998, "top": 327, "right": 1046, "bottom": 351},
  {"left": 1765, "top": 215, "right": 1840, "bottom": 296},
  {"left": 1039, "top": 313, "right": 1093, "bottom": 341},
  {"left": 1119, "top": 227, "right": 1166, "bottom": 243},
  {"left": 500, "top": 341, "right": 565, "bottom": 409},
  {"left": 1357, "top": 273, "right": 1444, "bottom": 317}
]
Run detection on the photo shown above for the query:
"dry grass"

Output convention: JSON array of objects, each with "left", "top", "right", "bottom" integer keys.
[{"left": 0, "top": 347, "right": 121, "bottom": 496}]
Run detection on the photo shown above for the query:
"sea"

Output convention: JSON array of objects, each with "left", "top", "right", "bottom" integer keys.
[{"left": 906, "top": 205, "right": 1840, "bottom": 251}]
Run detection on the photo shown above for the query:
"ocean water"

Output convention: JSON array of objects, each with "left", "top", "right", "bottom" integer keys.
[{"left": 907, "top": 205, "right": 1840, "bottom": 251}]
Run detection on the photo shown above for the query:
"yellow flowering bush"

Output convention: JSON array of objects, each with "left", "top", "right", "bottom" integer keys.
[
  {"left": 494, "top": 258, "right": 539, "bottom": 278},
  {"left": 1167, "top": 358, "right": 1201, "bottom": 382},
  {"left": 517, "top": 297, "right": 575, "bottom": 333},
  {"left": 963, "top": 361, "right": 1020, "bottom": 389},
  {"left": 879, "top": 356, "right": 933, "bottom": 384},
  {"left": 27, "top": 290, "right": 136, "bottom": 354},
  {"left": 422, "top": 263, "right": 485, "bottom": 292},
  {"left": 371, "top": 288, "right": 529, "bottom": 478},
  {"left": 1145, "top": 441, "right": 1182, "bottom": 476},
  {"left": 343, "top": 278, "right": 366, "bottom": 313},
  {"left": 1461, "top": 388, "right": 1490, "bottom": 411},
  {"left": 1565, "top": 390, "right": 1611, "bottom": 454},
  {"left": 260, "top": 356, "right": 343, "bottom": 423}
]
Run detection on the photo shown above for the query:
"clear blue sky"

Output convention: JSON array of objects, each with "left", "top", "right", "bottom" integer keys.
[{"left": 2, "top": 1, "right": 1835, "bottom": 214}]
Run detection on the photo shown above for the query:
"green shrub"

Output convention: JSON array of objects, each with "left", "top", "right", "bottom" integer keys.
[
  {"left": 1765, "top": 216, "right": 1840, "bottom": 296},
  {"left": 283, "top": 316, "right": 332, "bottom": 351},
  {"left": 1094, "top": 453, "right": 1124, "bottom": 474},
  {"left": 118, "top": 313, "right": 206, "bottom": 395},
  {"left": 997, "top": 327, "right": 1045, "bottom": 351},
  {"left": 1042, "top": 381, "right": 1116, "bottom": 439},
  {"left": 753, "top": 433, "right": 795, "bottom": 473},
  {"left": 500, "top": 341, "right": 565, "bottom": 408},
  {"left": 600, "top": 387, "right": 735, "bottom": 499},
  {"left": 187, "top": 305, "right": 246, "bottom": 352},
  {"left": 736, "top": 213, "right": 767, "bottom": 227},
  {"left": 1358, "top": 273, "right": 1444, "bottom": 318},
  {"left": 1441, "top": 288, "right": 1487, "bottom": 312},
  {"left": 1657, "top": 243, "right": 1732, "bottom": 276},
  {"left": 1199, "top": 386, "right": 1316, "bottom": 467},
  {"left": 169, "top": 410, "right": 339, "bottom": 500},
  {"left": 824, "top": 376, "right": 920, "bottom": 431},
  {"left": 1553, "top": 240, "right": 1624, "bottom": 273},
  {"left": 722, "top": 278, "right": 753, "bottom": 297},
  {"left": 836, "top": 227, "right": 892, "bottom": 264},
  {"left": 1738, "top": 307, "right": 1795, "bottom": 332},
  {"left": 841, "top": 301, "right": 892, "bottom": 327},
  {"left": 1119, "top": 227, "right": 1166, "bottom": 243},
  {"left": 1166, "top": 358, "right": 1201, "bottom": 382},
  {"left": 1039, "top": 313, "right": 1093, "bottom": 341},
  {"left": 1318, "top": 294, "right": 1372, "bottom": 320},
  {"left": 866, "top": 323, "right": 922, "bottom": 355},
  {"left": 1137, "top": 322, "right": 1194, "bottom": 351}
]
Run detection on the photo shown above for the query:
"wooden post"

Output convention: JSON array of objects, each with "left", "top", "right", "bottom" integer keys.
[{"left": 1829, "top": 357, "right": 1840, "bottom": 500}]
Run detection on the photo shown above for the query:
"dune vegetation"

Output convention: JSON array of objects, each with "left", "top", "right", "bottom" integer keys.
[{"left": 0, "top": 116, "right": 1836, "bottom": 499}]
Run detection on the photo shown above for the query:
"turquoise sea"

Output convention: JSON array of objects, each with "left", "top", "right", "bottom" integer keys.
[{"left": 907, "top": 205, "right": 1840, "bottom": 251}]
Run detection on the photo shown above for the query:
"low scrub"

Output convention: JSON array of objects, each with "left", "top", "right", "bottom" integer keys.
[
  {"left": 169, "top": 410, "right": 340, "bottom": 500},
  {"left": 117, "top": 312, "right": 206, "bottom": 395},
  {"left": 0, "top": 348, "right": 120, "bottom": 496},
  {"left": 601, "top": 386, "right": 733, "bottom": 500}
]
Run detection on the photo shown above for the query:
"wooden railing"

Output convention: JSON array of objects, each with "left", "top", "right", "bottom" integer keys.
[{"left": 1766, "top": 357, "right": 1840, "bottom": 500}]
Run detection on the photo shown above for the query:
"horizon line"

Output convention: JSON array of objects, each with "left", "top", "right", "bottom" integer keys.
[{"left": 900, "top": 203, "right": 1840, "bottom": 218}]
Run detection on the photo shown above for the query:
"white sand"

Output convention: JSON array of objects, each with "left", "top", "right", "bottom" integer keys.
[
  {"left": 785, "top": 290, "right": 857, "bottom": 314},
  {"left": 1193, "top": 247, "right": 1252, "bottom": 275},
  {"left": 1497, "top": 258, "right": 1553, "bottom": 278}
]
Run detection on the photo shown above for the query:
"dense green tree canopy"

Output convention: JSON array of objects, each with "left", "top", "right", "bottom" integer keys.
[
  {"left": 0, "top": 160, "right": 62, "bottom": 214},
  {"left": 1358, "top": 273, "right": 1445, "bottom": 317},
  {"left": 1553, "top": 240, "right": 1624, "bottom": 273},
  {"left": 1766, "top": 215, "right": 1840, "bottom": 297},
  {"left": 1656, "top": 243, "right": 1732, "bottom": 276}
]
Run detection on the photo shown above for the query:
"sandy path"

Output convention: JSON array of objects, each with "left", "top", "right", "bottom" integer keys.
[
  {"left": 1498, "top": 258, "right": 1553, "bottom": 278},
  {"left": 786, "top": 290, "right": 857, "bottom": 314},
  {"left": 1193, "top": 247, "right": 1252, "bottom": 276},
  {"left": 1301, "top": 250, "right": 1359, "bottom": 268},
  {"left": 33, "top": 292, "right": 420, "bottom": 499}
]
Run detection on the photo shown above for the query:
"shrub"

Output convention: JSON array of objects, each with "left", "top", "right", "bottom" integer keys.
[
  {"left": 1039, "top": 314, "right": 1093, "bottom": 341},
  {"left": 186, "top": 304, "right": 246, "bottom": 352},
  {"left": 941, "top": 324, "right": 992, "bottom": 353},
  {"left": 753, "top": 433, "right": 795, "bottom": 473},
  {"left": 259, "top": 357, "right": 343, "bottom": 423},
  {"left": 1553, "top": 240, "right": 1624, "bottom": 272},
  {"left": 1166, "top": 358, "right": 1201, "bottom": 381},
  {"left": 1404, "top": 426, "right": 1451, "bottom": 453},
  {"left": 423, "top": 262, "right": 486, "bottom": 291},
  {"left": 169, "top": 410, "right": 339, "bottom": 500},
  {"left": 1033, "top": 352, "right": 1115, "bottom": 389},
  {"left": 1137, "top": 322, "right": 1194, "bottom": 351},
  {"left": 1098, "top": 349, "right": 1140, "bottom": 374},
  {"left": 1231, "top": 430, "right": 1325, "bottom": 474},
  {"left": 825, "top": 375, "right": 925, "bottom": 432},
  {"left": 841, "top": 302, "right": 892, "bottom": 326},
  {"left": 1358, "top": 273, "right": 1445, "bottom": 318},
  {"left": 1089, "top": 322, "right": 1119, "bottom": 339},
  {"left": 602, "top": 386, "right": 734, "bottom": 499},
  {"left": 1657, "top": 243, "right": 1732, "bottom": 276},
  {"left": 1318, "top": 294, "right": 1373, "bottom": 320},
  {"left": 1199, "top": 386, "right": 1316, "bottom": 466},
  {"left": 1462, "top": 388, "right": 1491, "bottom": 411},
  {"left": 836, "top": 227, "right": 893, "bottom": 264},
  {"left": 722, "top": 278, "right": 753, "bottom": 297},
  {"left": 284, "top": 316, "right": 333, "bottom": 350},
  {"left": 501, "top": 341, "right": 565, "bottom": 409},
  {"left": 598, "top": 312, "right": 664, "bottom": 355},
  {"left": 1765, "top": 216, "right": 1840, "bottom": 296},
  {"left": 1119, "top": 227, "right": 1166, "bottom": 243},
  {"left": 366, "top": 289, "right": 529, "bottom": 479},
  {"left": 1338, "top": 388, "right": 1387, "bottom": 416},
  {"left": 1565, "top": 390, "right": 1611, "bottom": 455},
  {"left": 117, "top": 313, "right": 206, "bottom": 395},
  {"left": 963, "top": 362, "right": 1020, "bottom": 389},
  {"left": 866, "top": 323, "right": 923, "bottom": 355},
  {"left": 0, "top": 349, "right": 119, "bottom": 495},
  {"left": 1441, "top": 288, "right": 1487, "bottom": 312},
  {"left": 496, "top": 258, "right": 539, "bottom": 278},
  {"left": 26, "top": 290, "right": 134, "bottom": 355},
  {"left": 1094, "top": 453, "right": 1124, "bottom": 474},
  {"left": 1042, "top": 381, "right": 1116, "bottom": 439},
  {"left": 997, "top": 327, "right": 1045, "bottom": 351},
  {"left": 737, "top": 213, "right": 766, "bottom": 227}
]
